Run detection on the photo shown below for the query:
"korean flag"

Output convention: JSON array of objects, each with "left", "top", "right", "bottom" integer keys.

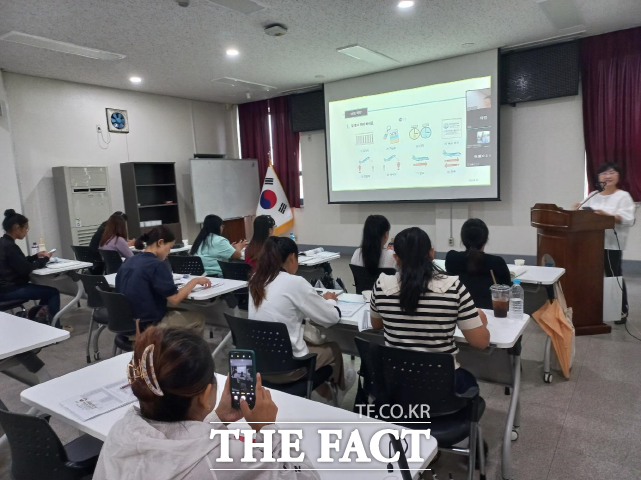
[{"left": 256, "top": 166, "right": 294, "bottom": 236}]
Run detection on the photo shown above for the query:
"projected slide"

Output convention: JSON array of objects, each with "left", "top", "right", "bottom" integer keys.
[{"left": 328, "top": 76, "right": 494, "bottom": 194}]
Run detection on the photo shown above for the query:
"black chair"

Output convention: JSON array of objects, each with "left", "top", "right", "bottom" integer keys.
[
  {"left": 0, "top": 299, "right": 27, "bottom": 314},
  {"left": 349, "top": 264, "right": 397, "bottom": 294},
  {"left": 168, "top": 255, "right": 205, "bottom": 276},
  {"left": 71, "top": 245, "right": 104, "bottom": 274},
  {"left": 225, "top": 314, "right": 332, "bottom": 399},
  {"left": 77, "top": 274, "right": 112, "bottom": 363},
  {"left": 99, "top": 249, "right": 123, "bottom": 275},
  {"left": 219, "top": 261, "right": 252, "bottom": 311},
  {"left": 0, "top": 398, "right": 103, "bottom": 480},
  {"left": 96, "top": 287, "right": 136, "bottom": 355},
  {"left": 356, "top": 338, "right": 486, "bottom": 480}
]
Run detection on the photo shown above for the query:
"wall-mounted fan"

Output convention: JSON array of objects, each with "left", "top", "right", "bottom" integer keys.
[{"left": 106, "top": 108, "right": 129, "bottom": 133}]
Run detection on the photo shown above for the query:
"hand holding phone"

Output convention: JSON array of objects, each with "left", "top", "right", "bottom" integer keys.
[
  {"left": 240, "top": 373, "right": 278, "bottom": 432},
  {"left": 229, "top": 350, "right": 256, "bottom": 409},
  {"left": 48, "top": 248, "right": 57, "bottom": 254}
]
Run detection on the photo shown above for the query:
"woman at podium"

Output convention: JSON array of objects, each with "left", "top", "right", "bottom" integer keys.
[{"left": 575, "top": 163, "right": 635, "bottom": 324}]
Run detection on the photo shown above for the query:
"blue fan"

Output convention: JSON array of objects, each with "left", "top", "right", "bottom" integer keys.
[{"left": 105, "top": 108, "right": 129, "bottom": 133}]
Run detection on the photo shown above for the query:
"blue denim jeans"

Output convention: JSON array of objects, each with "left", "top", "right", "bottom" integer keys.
[{"left": 0, "top": 284, "right": 61, "bottom": 319}]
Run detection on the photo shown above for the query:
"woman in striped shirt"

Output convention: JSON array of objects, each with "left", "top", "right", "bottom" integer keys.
[{"left": 370, "top": 227, "right": 490, "bottom": 393}]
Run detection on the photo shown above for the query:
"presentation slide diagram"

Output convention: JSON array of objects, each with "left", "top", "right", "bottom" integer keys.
[{"left": 328, "top": 76, "right": 494, "bottom": 192}]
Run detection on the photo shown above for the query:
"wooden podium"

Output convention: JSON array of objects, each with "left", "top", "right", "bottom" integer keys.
[{"left": 531, "top": 204, "right": 614, "bottom": 336}]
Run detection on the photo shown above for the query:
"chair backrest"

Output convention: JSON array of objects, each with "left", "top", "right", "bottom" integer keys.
[
  {"left": 224, "top": 314, "right": 299, "bottom": 374},
  {"left": 349, "top": 264, "right": 397, "bottom": 294},
  {"left": 77, "top": 273, "right": 111, "bottom": 309},
  {"left": 219, "top": 260, "right": 252, "bottom": 281},
  {"left": 168, "top": 255, "right": 205, "bottom": 276},
  {"left": 99, "top": 249, "right": 123, "bottom": 275},
  {"left": 71, "top": 245, "right": 103, "bottom": 264},
  {"left": 0, "top": 399, "right": 73, "bottom": 480},
  {"left": 366, "top": 340, "right": 469, "bottom": 417},
  {"left": 96, "top": 287, "right": 137, "bottom": 334}
]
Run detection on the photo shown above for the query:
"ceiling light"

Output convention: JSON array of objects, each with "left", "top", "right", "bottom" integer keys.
[
  {"left": 315, "top": 75, "right": 325, "bottom": 79},
  {"left": 337, "top": 45, "right": 399, "bottom": 68},
  {"left": 130, "top": 76, "right": 142, "bottom": 84},
  {"left": 0, "top": 31, "right": 125, "bottom": 60},
  {"left": 398, "top": 1, "right": 414, "bottom": 8},
  {"left": 462, "top": 43, "right": 475, "bottom": 48},
  {"left": 226, "top": 49, "right": 239, "bottom": 56}
]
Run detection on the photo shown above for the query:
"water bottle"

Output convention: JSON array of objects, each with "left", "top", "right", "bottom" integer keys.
[
  {"left": 509, "top": 279, "right": 524, "bottom": 318},
  {"left": 31, "top": 242, "right": 39, "bottom": 256},
  {"left": 289, "top": 232, "right": 297, "bottom": 243}
]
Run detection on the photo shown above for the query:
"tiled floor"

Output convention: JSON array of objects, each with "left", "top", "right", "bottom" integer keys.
[{"left": 2, "top": 257, "right": 641, "bottom": 479}]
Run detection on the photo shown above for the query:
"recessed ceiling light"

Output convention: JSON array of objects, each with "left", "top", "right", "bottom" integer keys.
[
  {"left": 337, "top": 45, "right": 399, "bottom": 68},
  {"left": 226, "top": 49, "right": 239, "bottom": 56},
  {"left": 315, "top": 75, "right": 325, "bottom": 79},
  {"left": 0, "top": 31, "right": 125, "bottom": 60},
  {"left": 129, "top": 76, "right": 142, "bottom": 84},
  {"left": 462, "top": 43, "right": 475, "bottom": 48},
  {"left": 398, "top": 1, "right": 414, "bottom": 8}
]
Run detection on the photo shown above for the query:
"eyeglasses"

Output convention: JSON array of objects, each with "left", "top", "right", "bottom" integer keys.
[{"left": 598, "top": 170, "right": 618, "bottom": 176}]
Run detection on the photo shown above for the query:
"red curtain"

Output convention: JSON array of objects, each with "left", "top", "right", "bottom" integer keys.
[
  {"left": 238, "top": 99, "right": 271, "bottom": 184},
  {"left": 269, "top": 96, "right": 301, "bottom": 208},
  {"left": 581, "top": 27, "right": 641, "bottom": 201}
]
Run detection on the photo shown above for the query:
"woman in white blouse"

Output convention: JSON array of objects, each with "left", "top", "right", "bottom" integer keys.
[
  {"left": 350, "top": 215, "right": 396, "bottom": 273},
  {"left": 575, "top": 163, "right": 636, "bottom": 324},
  {"left": 249, "top": 236, "right": 356, "bottom": 403}
]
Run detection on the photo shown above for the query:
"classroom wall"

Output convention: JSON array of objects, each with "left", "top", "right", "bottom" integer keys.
[
  {"left": 3, "top": 73, "right": 236, "bottom": 250},
  {"left": 294, "top": 93, "right": 641, "bottom": 263}
]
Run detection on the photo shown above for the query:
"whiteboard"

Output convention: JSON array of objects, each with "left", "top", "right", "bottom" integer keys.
[{"left": 190, "top": 159, "right": 260, "bottom": 223}]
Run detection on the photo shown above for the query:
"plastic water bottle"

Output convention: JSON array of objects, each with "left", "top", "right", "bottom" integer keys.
[
  {"left": 509, "top": 279, "right": 524, "bottom": 319},
  {"left": 289, "top": 232, "right": 297, "bottom": 243}
]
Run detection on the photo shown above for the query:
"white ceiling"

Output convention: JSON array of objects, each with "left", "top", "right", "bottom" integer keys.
[{"left": 0, "top": 0, "right": 640, "bottom": 104}]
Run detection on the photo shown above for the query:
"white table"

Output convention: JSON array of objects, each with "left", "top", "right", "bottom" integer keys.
[
  {"left": 30, "top": 259, "right": 94, "bottom": 327},
  {"left": 131, "top": 244, "right": 192, "bottom": 254},
  {"left": 0, "top": 312, "right": 70, "bottom": 448},
  {"left": 314, "top": 294, "right": 528, "bottom": 480},
  {"left": 22, "top": 354, "right": 438, "bottom": 479},
  {"left": 298, "top": 252, "right": 341, "bottom": 267}
]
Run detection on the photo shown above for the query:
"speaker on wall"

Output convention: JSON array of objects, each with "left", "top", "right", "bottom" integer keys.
[
  {"left": 500, "top": 41, "right": 580, "bottom": 105},
  {"left": 288, "top": 90, "right": 325, "bottom": 133}
]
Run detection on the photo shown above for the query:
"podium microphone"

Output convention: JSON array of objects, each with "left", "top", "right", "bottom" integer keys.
[{"left": 577, "top": 182, "right": 607, "bottom": 210}]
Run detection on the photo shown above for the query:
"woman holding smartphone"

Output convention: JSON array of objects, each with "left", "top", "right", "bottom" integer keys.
[
  {"left": 574, "top": 163, "right": 635, "bottom": 324},
  {"left": 94, "top": 326, "right": 319, "bottom": 479}
]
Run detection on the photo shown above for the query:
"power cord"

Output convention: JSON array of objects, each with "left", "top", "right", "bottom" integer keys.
[
  {"left": 608, "top": 228, "right": 640, "bottom": 342},
  {"left": 386, "top": 437, "right": 409, "bottom": 473}
]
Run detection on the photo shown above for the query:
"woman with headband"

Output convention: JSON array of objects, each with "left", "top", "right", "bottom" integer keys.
[{"left": 94, "top": 326, "right": 319, "bottom": 479}]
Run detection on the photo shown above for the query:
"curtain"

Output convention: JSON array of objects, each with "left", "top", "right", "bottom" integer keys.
[
  {"left": 581, "top": 27, "right": 641, "bottom": 201},
  {"left": 269, "top": 96, "right": 301, "bottom": 208},
  {"left": 238, "top": 99, "right": 271, "bottom": 185}
]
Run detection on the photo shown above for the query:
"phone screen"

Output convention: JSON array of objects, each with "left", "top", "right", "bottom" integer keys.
[{"left": 229, "top": 350, "right": 256, "bottom": 409}]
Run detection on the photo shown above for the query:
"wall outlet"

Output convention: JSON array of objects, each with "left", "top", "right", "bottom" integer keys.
[{"left": 448, "top": 237, "right": 454, "bottom": 246}]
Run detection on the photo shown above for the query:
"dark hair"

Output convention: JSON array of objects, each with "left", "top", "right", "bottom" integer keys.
[
  {"left": 130, "top": 326, "right": 216, "bottom": 422},
  {"left": 394, "top": 227, "right": 436, "bottom": 315},
  {"left": 460, "top": 218, "right": 489, "bottom": 275},
  {"left": 99, "top": 214, "right": 128, "bottom": 247},
  {"left": 360, "top": 215, "right": 391, "bottom": 275},
  {"left": 135, "top": 225, "right": 176, "bottom": 250},
  {"left": 249, "top": 236, "right": 298, "bottom": 308},
  {"left": 112, "top": 211, "right": 128, "bottom": 222},
  {"left": 245, "top": 215, "right": 276, "bottom": 264},
  {"left": 190, "top": 215, "right": 224, "bottom": 255},
  {"left": 597, "top": 162, "right": 623, "bottom": 178},
  {"left": 2, "top": 209, "right": 28, "bottom": 233}
]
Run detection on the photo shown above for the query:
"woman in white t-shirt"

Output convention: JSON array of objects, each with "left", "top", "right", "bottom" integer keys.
[
  {"left": 575, "top": 163, "right": 636, "bottom": 324},
  {"left": 350, "top": 215, "right": 396, "bottom": 273},
  {"left": 249, "top": 236, "right": 356, "bottom": 403}
]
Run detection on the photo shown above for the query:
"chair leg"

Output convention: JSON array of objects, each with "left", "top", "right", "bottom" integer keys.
[
  {"left": 477, "top": 424, "right": 486, "bottom": 480},
  {"left": 92, "top": 325, "right": 107, "bottom": 360},
  {"left": 85, "top": 317, "right": 95, "bottom": 363},
  {"left": 467, "top": 422, "right": 478, "bottom": 480}
]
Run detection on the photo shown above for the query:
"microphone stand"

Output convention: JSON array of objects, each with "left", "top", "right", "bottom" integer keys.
[{"left": 576, "top": 182, "right": 606, "bottom": 210}]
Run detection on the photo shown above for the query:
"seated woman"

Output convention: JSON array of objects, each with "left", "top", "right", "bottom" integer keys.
[
  {"left": 99, "top": 213, "right": 133, "bottom": 259},
  {"left": 445, "top": 218, "right": 511, "bottom": 309},
  {"left": 350, "top": 214, "right": 396, "bottom": 273},
  {"left": 370, "top": 227, "right": 490, "bottom": 393},
  {"left": 93, "top": 326, "right": 318, "bottom": 480},
  {"left": 0, "top": 210, "right": 60, "bottom": 320},
  {"left": 248, "top": 236, "right": 355, "bottom": 403},
  {"left": 191, "top": 215, "right": 247, "bottom": 277},
  {"left": 116, "top": 226, "right": 210, "bottom": 334},
  {"left": 244, "top": 215, "right": 275, "bottom": 269}
]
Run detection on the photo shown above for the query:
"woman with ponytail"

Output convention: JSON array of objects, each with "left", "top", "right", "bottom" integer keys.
[
  {"left": 370, "top": 227, "right": 489, "bottom": 393},
  {"left": 191, "top": 215, "right": 247, "bottom": 277},
  {"left": 116, "top": 226, "right": 210, "bottom": 334},
  {"left": 0, "top": 209, "right": 60, "bottom": 319},
  {"left": 94, "top": 326, "right": 319, "bottom": 480},
  {"left": 248, "top": 236, "right": 356, "bottom": 403},
  {"left": 445, "top": 218, "right": 511, "bottom": 309}
]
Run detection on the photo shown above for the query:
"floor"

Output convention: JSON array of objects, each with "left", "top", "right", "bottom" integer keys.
[{"left": 2, "top": 257, "right": 641, "bottom": 480}]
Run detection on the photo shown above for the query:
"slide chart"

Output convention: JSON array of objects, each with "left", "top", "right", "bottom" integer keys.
[{"left": 328, "top": 76, "right": 494, "bottom": 192}]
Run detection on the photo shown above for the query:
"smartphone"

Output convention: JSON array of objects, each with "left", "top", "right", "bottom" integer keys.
[
  {"left": 48, "top": 248, "right": 57, "bottom": 254},
  {"left": 229, "top": 349, "right": 256, "bottom": 409}
]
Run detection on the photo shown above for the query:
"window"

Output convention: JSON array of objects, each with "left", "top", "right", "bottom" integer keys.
[{"left": 299, "top": 143, "right": 304, "bottom": 206}]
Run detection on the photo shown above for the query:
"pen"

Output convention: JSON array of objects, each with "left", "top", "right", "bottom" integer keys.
[{"left": 120, "top": 384, "right": 131, "bottom": 390}]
